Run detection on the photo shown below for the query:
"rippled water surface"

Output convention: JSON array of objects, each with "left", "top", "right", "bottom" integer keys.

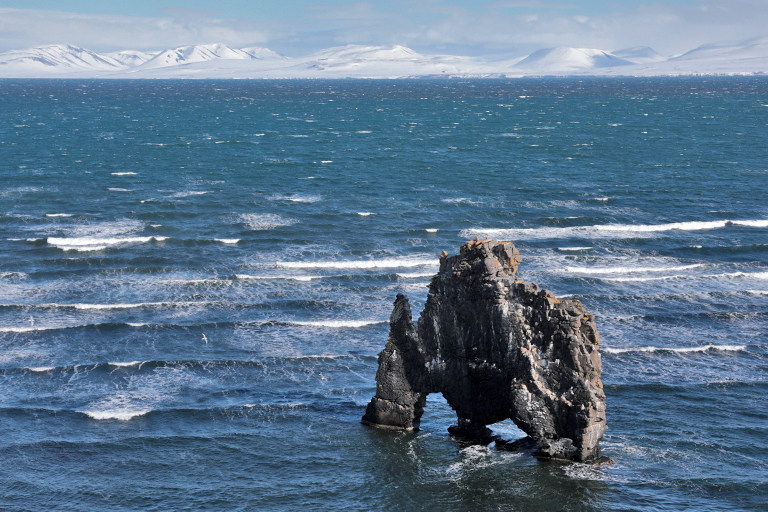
[{"left": 1, "top": 78, "right": 767, "bottom": 511}]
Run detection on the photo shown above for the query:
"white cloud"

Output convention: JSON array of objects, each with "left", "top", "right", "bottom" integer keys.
[
  {"left": 0, "top": 8, "right": 269, "bottom": 53},
  {"left": 1, "top": 1, "right": 767, "bottom": 57}
]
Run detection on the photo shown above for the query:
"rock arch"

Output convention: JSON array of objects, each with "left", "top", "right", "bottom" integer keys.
[{"left": 362, "top": 239, "right": 606, "bottom": 462}]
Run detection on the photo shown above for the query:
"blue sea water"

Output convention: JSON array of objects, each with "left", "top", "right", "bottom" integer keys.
[{"left": 0, "top": 77, "right": 767, "bottom": 511}]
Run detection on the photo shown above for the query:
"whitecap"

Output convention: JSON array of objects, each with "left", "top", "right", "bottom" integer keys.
[
  {"left": 268, "top": 194, "right": 321, "bottom": 204},
  {"left": 563, "top": 264, "right": 704, "bottom": 274},
  {"left": 44, "top": 213, "right": 72, "bottom": 217},
  {"left": 236, "top": 274, "right": 321, "bottom": 282},
  {"left": 321, "top": 160, "right": 333, "bottom": 163},
  {"left": 71, "top": 301, "right": 211, "bottom": 310},
  {"left": 25, "top": 366, "right": 55, "bottom": 372},
  {"left": 108, "top": 188, "right": 132, "bottom": 192},
  {"left": 170, "top": 191, "right": 209, "bottom": 198},
  {"left": 239, "top": 213, "right": 297, "bottom": 230},
  {"left": 79, "top": 409, "right": 152, "bottom": 420},
  {"left": 0, "top": 271, "right": 26, "bottom": 278},
  {"left": 442, "top": 198, "right": 478, "bottom": 204},
  {"left": 357, "top": 212, "right": 375, "bottom": 216},
  {"left": 460, "top": 218, "right": 768, "bottom": 240},
  {"left": 601, "top": 275, "right": 686, "bottom": 282},
  {"left": 356, "top": 130, "right": 372, "bottom": 133},
  {"left": 286, "top": 320, "right": 386, "bottom": 328},
  {"left": 557, "top": 247, "right": 593, "bottom": 251},
  {"left": 603, "top": 345, "right": 746, "bottom": 354},
  {"left": 397, "top": 272, "right": 435, "bottom": 279},
  {"left": 111, "top": 172, "right": 136, "bottom": 175},
  {"left": 47, "top": 236, "right": 168, "bottom": 251},
  {"left": 276, "top": 258, "right": 438, "bottom": 269},
  {"left": 0, "top": 326, "right": 57, "bottom": 333},
  {"left": 108, "top": 361, "right": 143, "bottom": 367},
  {"left": 425, "top": 229, "right": 438, "bottom": 233},
  {"left": 215, "top": 239, "right": 240, "bottom": 244}
]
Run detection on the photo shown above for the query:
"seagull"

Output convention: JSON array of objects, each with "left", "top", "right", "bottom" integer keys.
[{"left": 202, "top": 333, "right": 208, "bottom": 344}]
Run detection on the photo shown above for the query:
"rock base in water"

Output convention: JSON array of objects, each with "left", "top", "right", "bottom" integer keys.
[{"left": 362, "top": 239, "right": 606, "bottom": 462}]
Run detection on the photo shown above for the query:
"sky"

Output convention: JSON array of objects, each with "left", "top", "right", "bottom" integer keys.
[{"left": 0, "top": 1, "right": 766, "bottom": 58}]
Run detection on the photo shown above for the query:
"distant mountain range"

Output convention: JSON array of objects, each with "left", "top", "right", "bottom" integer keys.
[{"left": 1, "top": 39, "right": 767, "bottom": 78}]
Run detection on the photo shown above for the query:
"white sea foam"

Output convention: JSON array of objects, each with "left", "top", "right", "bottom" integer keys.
[
  {"left": 59, "top": 219, "right": 144, "bottom": 238},
  {"left": 425, "top": 229, "right": 439, "bottom": 233},
  {"left": 108, "top": 361, "right": 143, "bottom": 367},
  {"left": 557, "top": 247, "right": 593, "bottom": 251},
  {"left": 602, "top": 275, "right": 687, "bottom": 282},
  {"left": 269, "top": 194, "right": 321, "bottom": 203},
  {"left": 215, "top": 239, "right": 240, "bottom": 244},
  {"left": 79, "top": 409, "right": 152, "bottom": 420},
  {"left": 108, "top": 188, "right": 132, "bottom": 192},
  {"left": 236, "top": 274, "right": 321, "bottom": 282},
  {"left": 735, "top": 220, "right": 768, "bottom": 227},
  {"left": 563, "top": 264, "right": 704, "bottom": 274},
  {"left": 747, "top": 290, "right": 768, "bottom": 295},
  {"left": 111, "top": 172, "right": 136, "bottom": 175},
  {"left": 603, "top": 344, "right": 746, "bottom": 354},
  {"left": 26, "top": 366, "right": 55, "bottom": 372},
  {"left": 321, "top": 160, "right": 333, "bottom": 163},
  {"left": 397, "top": 272, "right": 435, "bottom": 278},
  {"left": 460, "top": 218, "right": 768, "bottom": 240},
  {"left": 357, "top": 212, "right": 375, "bottom": 216},
  {"left": 47, "top": 236, "right": 168, "bottom": 251},
  {"left": 171, "top": 191, "right": 209, "bottom": 198},
  {"left": 0, "top": 326, "right": 58, "bottom": 333},
  {"left": 721, "top": 272, "right": 768, "bottom": 280},
  {"left": 68, "top": 301, "right": 211, "bottom": 310},
  {"left": 442, "top": 198, "right": 477, "bottom": 204},
  {"left": 286, "top": 320, "right": 386, "bottom": 328},
  {"left": 0, "top": 272, "right": 26, "bottom": 278},
  {"left": 276, "top": 258, "right": 438, "bottom": 269},
  {"left": 239, "top": 213, "right": 297, "bottom": 230},
  {"left": 44, "top": 213, "right": 72, "bottom": 217}
]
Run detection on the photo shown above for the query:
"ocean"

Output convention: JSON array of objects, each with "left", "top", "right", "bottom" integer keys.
[{"left": 0, "top": 77, "right": 766, "bottom": 511}]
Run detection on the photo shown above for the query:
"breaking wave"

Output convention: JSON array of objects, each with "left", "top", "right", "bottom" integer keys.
[
  {"left": 461, "top": 219, "right": 768, "bottom": 240},
  {"left": 276, "top": 258, "right": 438, "bottom": 269},
  {"left": 47, "top": 236, "right": 168, "bottom": 252},
  {"left": 603, "top": 345, "right": 747, "bottom": 355},
  {"left": 239, "top": 213, "right": 297, "bottom": 230}
]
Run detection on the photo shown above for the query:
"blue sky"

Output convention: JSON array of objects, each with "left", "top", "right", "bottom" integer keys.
[{"left": 0, "top": 1, "right": 764, "bottom": 57}]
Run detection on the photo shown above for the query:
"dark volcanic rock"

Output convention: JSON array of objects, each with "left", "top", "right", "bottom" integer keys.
[{"left": 362, "top": 239, "right": 606, "bottom": 462}]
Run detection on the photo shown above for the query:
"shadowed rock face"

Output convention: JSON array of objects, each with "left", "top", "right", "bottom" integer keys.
[{"left": 362, "top": 239, "right": 606, "bottom": 462}]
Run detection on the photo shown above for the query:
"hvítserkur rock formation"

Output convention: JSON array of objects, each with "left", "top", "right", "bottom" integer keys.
[{"left": 362, "top": 239, "right": 606, "bottom": 462}]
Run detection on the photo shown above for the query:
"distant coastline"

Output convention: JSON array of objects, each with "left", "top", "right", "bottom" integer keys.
[{"left": 2, "top": 39, "right": 768, "bottom": 78}]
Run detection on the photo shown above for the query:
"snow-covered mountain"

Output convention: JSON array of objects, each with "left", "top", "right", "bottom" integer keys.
[
  {"left": 104, "top": 50, "right": 161, "bottom": 67},
  {"left": 0, "top": 39, "right": 766, "bottom": 78},
  {"left": 0, "top": 44, "right": 125, "bottom": 72},
  {"left": 613, "top": 47, "right": 668, "bottom": 64},
  {"left": 514, "top": 47, "right": 635, "bottom": 72},
  {"left": 139, "top": 44, "right": 283, "bottom": 69}
]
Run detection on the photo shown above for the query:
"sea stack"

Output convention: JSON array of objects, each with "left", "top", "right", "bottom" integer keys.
[{"left": 362, "top": 239, "right": 606, "bottom": 462}]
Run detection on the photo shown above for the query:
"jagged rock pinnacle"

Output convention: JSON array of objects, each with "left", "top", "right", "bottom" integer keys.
[{"left": 362, "top": 239, "right": 606, "bottom": 462}]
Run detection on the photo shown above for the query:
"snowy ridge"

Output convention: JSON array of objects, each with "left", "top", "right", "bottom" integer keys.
[
  {"left": 1, "top": 39, "right": 768, "bottom": 78},
  {"left": 513, "top": 47, "right": 635, "bottom": 71},
  {"left": 139, "top": 44, "right": 282, "bottom": 69},
  {"left": 0, "top": 44, "right": 125, "bottom": 71}
]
